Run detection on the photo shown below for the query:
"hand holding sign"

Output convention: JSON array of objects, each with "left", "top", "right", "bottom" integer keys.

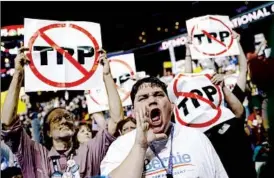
[
  {"left": 211, "top": 73, "right": 225, "bottom": 86},
  {"left": 15, "top": 46, "right": 30, "bottom": 72},
  {"left": 232, "top": 30, "right": 240, "bottom": 42},
  {"left": 98, "top": 49, "right": 111, "bottom": 76}
]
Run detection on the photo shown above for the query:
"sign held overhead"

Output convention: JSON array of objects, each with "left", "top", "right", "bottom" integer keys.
[
  {"left": 24, "top": 18, "right": 103, "bottom": 92},
  {"left": 186, "top": 15, "right": 240, "bottom": 59}
]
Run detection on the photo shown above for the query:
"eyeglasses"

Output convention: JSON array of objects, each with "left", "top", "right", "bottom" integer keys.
[
  {"left": 122, "top": 126, "right": 136, "bottom": 133},
  {"left": 50, "top": 113, "right": 74, "bottom": 124}
]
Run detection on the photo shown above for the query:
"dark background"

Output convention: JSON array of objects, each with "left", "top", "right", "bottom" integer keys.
[{"left": 1, "top": 1, "right": 273, "bottom": 101}]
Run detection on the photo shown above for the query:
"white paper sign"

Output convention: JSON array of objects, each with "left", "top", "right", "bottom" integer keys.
[
  {"left": 167, "top": 73, "right": 235, "bottom": 132},
  {"left": 224, "top": 73, "right": 239, "bottom": 91},
  {"left": 186, "top": 15, "right": 240, "bottom": 59},
  {"left": 24, "top": 18, "right": 103, "bottom": 92},
  {"left": 85, "top": 53, "right": 136, "bottom": 113},
  {"left": 254, "top": 33, "right": 266, "bottom": 56}
]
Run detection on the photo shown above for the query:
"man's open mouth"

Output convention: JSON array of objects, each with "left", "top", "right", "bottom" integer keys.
[{"left": 150, "top": 108, "right": 162, "bottom": 126}]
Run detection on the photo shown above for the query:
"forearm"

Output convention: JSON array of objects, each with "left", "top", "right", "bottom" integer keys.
[
  {"left": 185, "top": 47, "right": 193, "bottom": 73},
  {"left": 237, "top": 42, "right": 247, "bottom": 91},
  {"left": 2, "top": 71, "right": 24, "bottom": 128},
  {"left": 103, "top": 73, "right": 124, "bottom": 123},
  {"left": 110, "top": 144, "right": 147, "bottom": 178},
  {"left": 223, "top": 86, "right": 244, "bottom": 118}
]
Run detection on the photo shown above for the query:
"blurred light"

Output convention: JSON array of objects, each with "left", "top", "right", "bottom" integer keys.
[
  {"left": 1, "top": 42, "right": 4, "bottom": 46},
  {"left": 175, "top": 22, "right": 179, "bottom": 26},
  {"left": 165, "top": 28, "right": 168, "bottom": 32},
  {"left": 37, "top": 91, "right": 42, "bottom": 95},
  {"left": 4, "top": 58, "right": 9, "bottom": 63},
  {"left": 139, "top": 36, "right": 143, "bottom": 40},
  {"left": 157, "top": 27, "right": 161, "bottom": 31},
  {"left": 5, "top": 63, "right": 10, "bottom": 68},
  {"left": 1, "top": 73, "right": 6, "bottom": 77},
  {"left": 142, "top": 39, "right": 146, "bottom": 43},
  {"left": 142, "top": 31, "right": 145, "bottom": 35},
  {"left": 9, "top": 69, "right": 15, "bottom": 76},
  {"left": 175, "top": 26, "right": 179, "bottom": 29}
]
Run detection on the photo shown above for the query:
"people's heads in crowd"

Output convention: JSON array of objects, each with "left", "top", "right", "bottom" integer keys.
[
  {"left": 43, "top": 107, "right": 75, "bottom": 149},
  {"left": 76, "top": 121, "right": 93, "bottom": 144},
  {"left": 130, "top": 76, "right": 174, "bottom": 134},
  {"left": 1, "top": 167, "right": 22, "bottom": 178},
  {"left": 116, "top": 116, "right": 136, "bottom": 136}
]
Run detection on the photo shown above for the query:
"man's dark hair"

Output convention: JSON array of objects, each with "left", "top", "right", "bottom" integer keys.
[
  {"left": 114, "top": 116, "right": 136, "bottom": 137},
  {"left": 130, "top": 76, "right": 168, "bottom": 106},
  {"left": 1, "top": 167, "right": 22, "bottom": 178}
]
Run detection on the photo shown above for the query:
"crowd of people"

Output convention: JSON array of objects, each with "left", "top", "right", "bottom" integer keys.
[{"left": 1, "top": 26, "right": 273, "bottom": 178}]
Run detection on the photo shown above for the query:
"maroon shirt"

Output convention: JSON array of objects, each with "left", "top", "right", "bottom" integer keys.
[{"left": 2, "top": 119, "right": 116, "bottom": 178}]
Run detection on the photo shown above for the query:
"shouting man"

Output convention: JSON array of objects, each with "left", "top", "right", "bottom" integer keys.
[{"left": 100, "top": 77, "right": 228, "bottom": 178}]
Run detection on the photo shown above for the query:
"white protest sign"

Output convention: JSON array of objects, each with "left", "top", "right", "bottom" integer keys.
[
  {"left": 167, "top": 73, "right": 235, "bottom": 132},
  {"left": 175, "top": 59, "right": 197, "bottom": 74},
  {"left": 85, "top": 53, "right": 136, "bottom": 113},
  {"left": 224, "top": 73, "right": 239, "bottom": 91},
  {"left": 254, "top": 33, "right": 266, "bottom": 56},
  {"left": 186, "top": 15, "right": 240, "bottom": 60},
  {"left": 24, "top": 18, "right": 103, "bottom": 92}
]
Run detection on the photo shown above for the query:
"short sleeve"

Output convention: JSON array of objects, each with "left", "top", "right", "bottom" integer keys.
[
  {"left": 100, "top": 132, "right": 135, "bottom": 176},
  {"left": 87, "top": 128, "right": 116, "bottom": 175},
  {"left": 200, "top": 132, "right": 229, "bottom": 178}
]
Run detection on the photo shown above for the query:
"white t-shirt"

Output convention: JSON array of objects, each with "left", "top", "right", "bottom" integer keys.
[{"left": 100, "top": 124, "right": 228, "bottom": 178}]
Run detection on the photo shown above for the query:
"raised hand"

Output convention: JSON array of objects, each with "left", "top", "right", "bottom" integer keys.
[
  {"left": 134, "top": 105, "right": 167, "bottom": 149},
  {"left": 232, "top": 30, "right": 240, "bottom": 42},
  {"left": 211, "top": 73, "right": 225, "bottom": 86},
  {"left": 15, "top": 46, "right": 30, "bottom": 72},
  {"left": 98, "top": 49, "right": 111, "bottom": 75}
]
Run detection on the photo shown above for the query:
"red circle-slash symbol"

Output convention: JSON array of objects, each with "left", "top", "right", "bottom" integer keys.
[
  {"left": 172, "top": 73, "right": 223, "bottom": 128},
  {"left": 190, "top": 16, "right": 234, "bottom": 56},
  {"left": 88, "top": 59, "right": 135, "bottom": 105},
  {"left": 27, "top": 23, "right": 100, "bottom": 88}
]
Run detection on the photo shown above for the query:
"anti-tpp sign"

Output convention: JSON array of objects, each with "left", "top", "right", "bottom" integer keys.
[
  {"left": 24, "top": 18, "right": 103, "bottom": 92},
  {"left": 167, "top": 73, "right": 235, "bottom": 132},
  {"left": 85, "top": 53, "right": 136, "bottom": 113},
  {"left": 186, "top": 15, "right": 240, "bottom": 59}
]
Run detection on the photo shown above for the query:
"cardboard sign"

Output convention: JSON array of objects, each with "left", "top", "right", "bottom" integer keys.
[
  {"left": 24, "top": 18, "right": 103, "bottom": 92},
  {"left": 167, "top": 73, "right": 235, "bottom": 132},
  {"left": 186, "top": 15, "right": 240, "bottom": 59},
  {"left": 85, "top": 53, "right": 136, "bottom": 113}
]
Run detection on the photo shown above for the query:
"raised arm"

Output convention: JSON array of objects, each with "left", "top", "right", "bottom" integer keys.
[
  {"left": 233, "top": 31, "right": 247, "bottom": 92},
  {"left": 222, "top": 86, "right": 244, "bottom": 118},
  {"left": 2, "top": 47, "right": 29, "bottom": 128},
  {"left": 91, "top": 112, "right": 107, "bottom": 129},
  {"left": 99, "top": 49, "right": 124, "bottom": 135},
  {"left": 184, "top": 37, "right": 193, "bottom": 73},
  {"left": 211, "top": 74, "right": 244, "bottom": 118}
]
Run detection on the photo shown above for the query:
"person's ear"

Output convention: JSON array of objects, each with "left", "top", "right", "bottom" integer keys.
[
  {"left": 171, "top": 103, "right": 175, "bottom": 113},
  {"left": 47, "top": 130, "right": 52, "bottom": 138}
]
